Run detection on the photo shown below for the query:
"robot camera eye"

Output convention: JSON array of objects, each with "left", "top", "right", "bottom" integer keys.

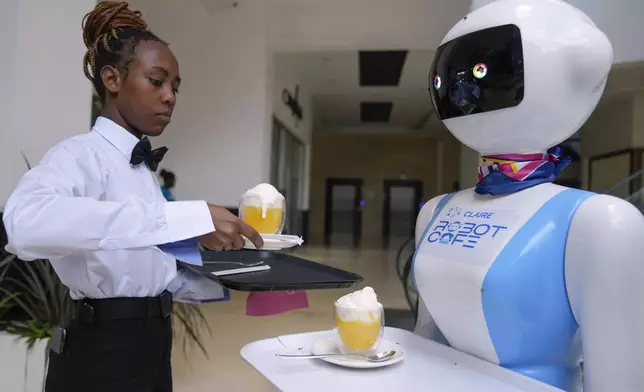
[
  {"left": 433, "top": 75, "right": 442, "bottom": 89},
  {"left": 473, "top": 63, "right": 488, "bottom": 79}
]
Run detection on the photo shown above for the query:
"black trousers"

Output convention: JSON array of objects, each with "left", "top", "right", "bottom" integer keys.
[{"left": 45, "top": 297, "right": 173, "bottom": 392}]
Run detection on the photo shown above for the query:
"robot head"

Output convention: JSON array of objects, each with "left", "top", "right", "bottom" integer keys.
[{"left": 429, "top": 0, "right": 613, "bottom": 155}]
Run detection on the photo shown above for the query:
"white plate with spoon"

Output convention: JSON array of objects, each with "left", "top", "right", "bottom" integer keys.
[{"left": 276, "top": 338, "right": 405, "bottom": 369}]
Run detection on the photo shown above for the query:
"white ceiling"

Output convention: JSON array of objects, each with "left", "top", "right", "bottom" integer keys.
[
  {"left": 275, "top": 50, "right": 437, "bottom": 131},
  {"left": 201, "top": 0, "right": 471, "bottom": 135},
  {"left": 205, "top": 0, "right": 644, "bottom": 136}
]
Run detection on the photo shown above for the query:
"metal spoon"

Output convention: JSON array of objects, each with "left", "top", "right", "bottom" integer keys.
[
  {"left": 275, "top": 350, "right": 396, "bottom": 363},
  {"left": 206, "top": 261, "right": 264, "bottom": 267}
]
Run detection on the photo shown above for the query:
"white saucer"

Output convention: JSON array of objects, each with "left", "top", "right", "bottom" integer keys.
[
  {"left": 311, "top": 338, "right": 405, "bottom": 369},
  {"left": 244, "top": 234, "right": 304, "bottom": 251}
]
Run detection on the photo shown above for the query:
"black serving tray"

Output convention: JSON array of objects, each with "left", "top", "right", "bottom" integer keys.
[{"left": 180, "top": 250, "right": 363, "bottom": 292}]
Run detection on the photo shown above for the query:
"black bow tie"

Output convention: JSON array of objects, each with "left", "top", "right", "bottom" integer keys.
[{"left": 130, "top": 137, "right": 168, "bottom": 172}]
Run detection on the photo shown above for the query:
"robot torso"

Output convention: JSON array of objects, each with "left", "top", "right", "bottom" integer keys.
[{"left": 413, "top": 183, "right": 593, "bottom": 390}]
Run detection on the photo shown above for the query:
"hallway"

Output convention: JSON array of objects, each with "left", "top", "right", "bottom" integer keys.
[{"left": 172, "top": 247, "right": 410, "bottom": 391}]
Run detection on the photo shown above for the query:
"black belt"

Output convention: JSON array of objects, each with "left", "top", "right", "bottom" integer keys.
[{"left": 74, "top": 291, "right": 173, "bottom": 324}]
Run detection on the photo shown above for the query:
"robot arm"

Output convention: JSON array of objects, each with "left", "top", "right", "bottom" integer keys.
[
  {"left": 565, "top": 195, "right": 644, "bottom": 391},
  {"left": 413, "top": 195, "right": 449, "bottom": 345}
]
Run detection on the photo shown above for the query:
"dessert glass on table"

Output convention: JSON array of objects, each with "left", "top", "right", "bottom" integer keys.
[
  {"left": 239, "top": 183, "right": 286, "bottom": 235},
  {"left": 334, "top": 286, "right": 385, "bottom": 354}
]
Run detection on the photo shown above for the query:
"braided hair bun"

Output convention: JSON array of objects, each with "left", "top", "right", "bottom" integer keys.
[
  {"left": 82, "top": 2, "right": 147, "bottom": 49},
  {"left": 82, "top": 1, "right": 166, "bottom": 100}
]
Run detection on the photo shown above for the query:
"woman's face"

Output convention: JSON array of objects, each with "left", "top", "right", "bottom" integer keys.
[{"left": 103, "top": 40, "right": 181, "bottom": 137}]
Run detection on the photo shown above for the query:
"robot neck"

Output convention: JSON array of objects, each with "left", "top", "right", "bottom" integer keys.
[{"left": 475, "top": 147, "right": 571, "bottom": 196}]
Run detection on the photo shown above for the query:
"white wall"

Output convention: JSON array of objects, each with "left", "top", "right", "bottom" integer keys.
[
  {"left": 0, "top": 0, "right": 95, "bottom": 208},
  {"left": 131, "top": 0, "right": 274, "bottom": 207},
  {"left": 0, "top": 0, "right": 19, "bottom": 209}
]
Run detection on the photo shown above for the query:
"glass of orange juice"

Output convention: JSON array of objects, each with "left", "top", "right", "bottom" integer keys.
[
  {"left": 334, "top": 292, "right": 384, "bottom": 354},
  {"left": 239, "top": 183, "right": 286, "bottom": 235}
]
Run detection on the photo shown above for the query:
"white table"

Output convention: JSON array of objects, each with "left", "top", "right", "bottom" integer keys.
[{"left": 241, "top": 327, "right": 562, "bottom": 392}]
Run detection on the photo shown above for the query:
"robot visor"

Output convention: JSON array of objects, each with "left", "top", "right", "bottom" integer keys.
[{"left": 429, "top": 24, "right": 525, "bottom": 120}]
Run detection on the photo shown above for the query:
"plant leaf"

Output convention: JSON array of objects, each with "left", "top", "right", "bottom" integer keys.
[{"left": 172, "top": 302, "right": 211, "bottom": 359}]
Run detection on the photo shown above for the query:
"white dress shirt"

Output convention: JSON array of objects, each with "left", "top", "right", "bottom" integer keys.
[{"left": 3, "top": 116, "right": 224, "bottom": 302}]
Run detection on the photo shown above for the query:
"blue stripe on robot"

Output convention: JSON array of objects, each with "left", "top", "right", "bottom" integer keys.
[{"left": 480, "top": 188, "right": 592, "bottom": 391}]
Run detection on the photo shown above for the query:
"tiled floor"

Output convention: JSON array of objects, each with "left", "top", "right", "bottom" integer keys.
[{"left": 172, "top": 247, "right": 410, "bottom": 391}]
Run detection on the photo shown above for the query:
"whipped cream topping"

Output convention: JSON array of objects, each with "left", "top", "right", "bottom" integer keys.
[
  {"left": 335, "top": 287, "right": 383, "bottom": 322},
  {"left": 241, "top": 183, "right": 284, "bottom": 218}
]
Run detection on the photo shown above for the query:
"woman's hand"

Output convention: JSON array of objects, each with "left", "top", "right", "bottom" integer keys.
[{"left": 197, "top": 204, "right": 264, "bottom": 251}]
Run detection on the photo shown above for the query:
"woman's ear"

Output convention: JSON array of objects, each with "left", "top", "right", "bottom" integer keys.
[{"left": 100, "top": 65, "right": 121, "bottom": 95}]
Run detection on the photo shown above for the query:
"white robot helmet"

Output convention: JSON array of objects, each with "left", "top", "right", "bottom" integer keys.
[{"left": 429, "top": 0, "right": 613, "bottom": 155}]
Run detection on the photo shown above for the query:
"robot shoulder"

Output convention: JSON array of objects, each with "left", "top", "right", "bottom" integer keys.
[
  {"left": 566, "top": 194, "right": 644, "bottom": 319},
  {"left": 569, "top": 194, "right": 644, "bottom": 240}
]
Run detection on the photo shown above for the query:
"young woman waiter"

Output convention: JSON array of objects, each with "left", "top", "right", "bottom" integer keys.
[{"left": 2, "top": 2, "right": 263, "bottom": 391}]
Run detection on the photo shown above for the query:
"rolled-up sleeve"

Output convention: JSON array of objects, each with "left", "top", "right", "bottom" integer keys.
[{"left": 3, "top": 141, "right": 214, "bottom": 261}]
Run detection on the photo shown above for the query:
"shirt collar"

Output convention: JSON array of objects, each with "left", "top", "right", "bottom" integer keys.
[{"left": 92, "top": 116, "right": 140, "bottom": 159}]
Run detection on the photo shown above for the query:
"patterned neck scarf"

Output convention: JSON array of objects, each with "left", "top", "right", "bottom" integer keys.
[{"left": 475, "top": 146, "right": 571, "bottom": 196}]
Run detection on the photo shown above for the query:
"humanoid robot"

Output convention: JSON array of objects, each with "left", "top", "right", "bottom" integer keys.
[{"left": 413, "top": 0, "right": 644, "bottom": 391}]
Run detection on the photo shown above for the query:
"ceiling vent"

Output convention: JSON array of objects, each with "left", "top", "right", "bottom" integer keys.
[
  {"left": 359, "top": 50, "right": 408, "bottom": 87},
  {"left": 360, "top": 102, "right": 393, "bottom": 123}
]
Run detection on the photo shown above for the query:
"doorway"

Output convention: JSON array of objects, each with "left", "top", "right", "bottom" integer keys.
[
  {"left": 324, "top": 178, "right": 363, "bottom": 248},
  {"left": 382, "top": 180, "right": 423, "bottom": 250},
  {"left": 270, "top": 117, "right": 306, "bottom": 236}
]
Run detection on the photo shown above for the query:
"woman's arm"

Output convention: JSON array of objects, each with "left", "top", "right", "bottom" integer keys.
[{"left": 3, "top": 140, "right": 214, "bottom": 261}]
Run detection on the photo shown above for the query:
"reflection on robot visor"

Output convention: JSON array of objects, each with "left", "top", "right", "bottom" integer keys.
[{"left": 429, "top": 24, "right": 525, "bottom": 120}]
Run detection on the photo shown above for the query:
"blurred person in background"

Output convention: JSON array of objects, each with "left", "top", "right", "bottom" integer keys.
[{"left": 160, "top": 169, "right": 176, "bottom": 201}]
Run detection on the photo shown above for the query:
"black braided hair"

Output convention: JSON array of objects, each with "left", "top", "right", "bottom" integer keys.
[{"left": 82, "top": 1, "right": 167, "bottom": 101}]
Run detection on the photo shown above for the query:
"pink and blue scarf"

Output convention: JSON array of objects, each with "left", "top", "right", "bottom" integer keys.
[{"left": 475, "top": 146, "right": 571, "bottom": 196}]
